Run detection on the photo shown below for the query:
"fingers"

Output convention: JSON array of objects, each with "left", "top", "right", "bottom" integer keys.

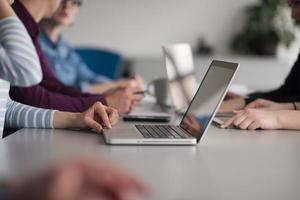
[
  {"left": 225, "top": 91, "right": 240, "bottom": 100},
  {"left": 245, "top": 99, "right": 269, "bottom": 109},
  {"left": 132, "top": 94, "right": 144, "bottom": 102},
  {"left": 94, "top": 103, "right": 112, "bottom": 129},
  {"left": 222, "top": 109, "right": 263, "bottom": 130},
  {"left": 238, "top": 118, "right": 254, "bottom": 130},
  {"left": 245, "top": 100, "right": 260, "bottom": 109},
  {"left": 221, "top": 111, "right": 244, "bottom": 128},
  {"left": 221, "top": 117, "right": 235, "bottom": 129},
  {"left": 231, "top": 113, "right": 247, "bottom": 127},
  {"left": 84, "top": 117, "right": 103, "bottom": 133},
  {"left": 105, "top": 106, "right": 119, "bottom": 125},
  {"left": 248, "top": 121, "right": 260, "bottom": 130},
  {"left": 130, "top": 90, "right": 144, "bottom": 102}
]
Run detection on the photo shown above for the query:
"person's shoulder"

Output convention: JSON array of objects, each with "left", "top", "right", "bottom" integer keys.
[
  {"left": 0, "top": 16, "right": 22, "bottom": 28},
  {"left": 59, "top": 35, "right": 73, "bottom": 48}
]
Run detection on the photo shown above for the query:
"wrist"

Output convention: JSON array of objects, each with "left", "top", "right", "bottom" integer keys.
[
  {"left": 276, "top": 110, "right": 289, "bottom": 129},
  {"left": 239, "top": 97, "right": 246, "bottom": 108},
  {"left": 282, "top": 103, "right": 296, "bottom": 110},
  {"left": 53, "top": 111, "right": 81, "bottom": 129}
]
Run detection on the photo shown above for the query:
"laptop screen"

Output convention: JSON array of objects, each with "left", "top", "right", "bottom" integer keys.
[
  {"left": 180, "top": 60, "right": 238, "bottom": 141},
  {"left": 165, "top": 48, "right": 199, "bottom": 110}
]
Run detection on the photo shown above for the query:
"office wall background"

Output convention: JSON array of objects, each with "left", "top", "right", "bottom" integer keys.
[{"left": 65, "top": 0, "right": 299, "bottom": 60}]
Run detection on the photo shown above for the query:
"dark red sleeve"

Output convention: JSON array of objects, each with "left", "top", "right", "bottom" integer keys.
[
  {"left": 9, "top": 84, "right": 107, "bottom": 112},
  {"left": 8, "top": 44, "right": 108, "bottom": 112}
]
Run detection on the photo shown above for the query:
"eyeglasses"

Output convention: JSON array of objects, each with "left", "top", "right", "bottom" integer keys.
[{"left": 62, "top": 0, "right": 83, "bottom": 7}]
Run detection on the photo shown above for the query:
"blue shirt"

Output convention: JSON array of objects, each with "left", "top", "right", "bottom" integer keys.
[{"left": 39, "top": 32, "right": 111, "bottom": 92}]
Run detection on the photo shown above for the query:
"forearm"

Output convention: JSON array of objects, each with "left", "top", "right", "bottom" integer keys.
[
  {"left": 53, "top": 111, "right": 82, "bottom": 129},
  {"left": 277, "top": 110, "right": 300, "bottom": 130},
  {"left": 0, "top": 0, "right": 15, "bottom": 19},
  {"left": 88, "top": 82, "right": 116, "bottom": 94},
  {"left": 5, "top": 101, "right": 55, "bottom": 129},
  {"left": 10, "top": 85, "right": 107, "bottom": 112},
  {"left": 279, "top": 102, "right": 295, "bottom": 110},
  {"left": 246, "top": 87, "right": 291, "bottom": 104}
]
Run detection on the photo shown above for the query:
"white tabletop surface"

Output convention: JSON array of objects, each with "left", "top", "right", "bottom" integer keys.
[{"left": 1, "top": 120, "right": 300, "bottom": 200}]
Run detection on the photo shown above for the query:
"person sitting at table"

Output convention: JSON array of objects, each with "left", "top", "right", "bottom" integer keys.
[
  {"left": 9, "top": 0, "right": 143, "bottom": 114},
  {"left": 220, "top": 0, "right": 300, "bottom": 130},
  {"left": 219, "top": 0, "right": 300, "bottom": 114},
  {"left": 39, "top": 0, "right": 144, "bottom": 95},
  {"left": 0, "top": 2, "right": 148, "bottom": 200},
  {"left": 0, "top": 0, "right": 119, "bottom": 135},
  {"left": 0, "top": 0, "right": 121, "bottom": 139}
]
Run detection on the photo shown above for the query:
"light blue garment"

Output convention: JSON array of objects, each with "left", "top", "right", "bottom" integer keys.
[{"left": 39, "top": 32, "right": 111, "bottom": 92}]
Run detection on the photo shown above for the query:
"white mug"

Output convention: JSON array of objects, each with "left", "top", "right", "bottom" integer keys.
[{"left": 145, "top": 78, "right": 173, "bottom": 108}]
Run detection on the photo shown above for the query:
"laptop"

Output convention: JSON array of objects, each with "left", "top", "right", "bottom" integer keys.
[
  {"left": 103, "top": 60, "right": 239, "bottom": 145},
  {"left": 163, "top": 44, "right": 199, "bottom": 112}
]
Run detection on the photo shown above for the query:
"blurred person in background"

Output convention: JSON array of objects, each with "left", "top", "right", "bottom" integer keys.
[
  {"left": 39, "top": 0, "right": 144, "bottom": 95},
  {"left": 221, "top": 0, "right": 300, "bottom": 130}
]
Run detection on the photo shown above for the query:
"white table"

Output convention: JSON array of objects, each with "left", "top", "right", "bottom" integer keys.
[{"left": 1, "top": 123, "right": 300, "bottom": 200}]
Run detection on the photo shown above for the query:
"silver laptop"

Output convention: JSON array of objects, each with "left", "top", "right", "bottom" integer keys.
[
  {"left": 163, "top": 44, "right": 199, "bottom": 112},
  {"left": 103, "top": 60, "right": 239, "bottom": 145}
]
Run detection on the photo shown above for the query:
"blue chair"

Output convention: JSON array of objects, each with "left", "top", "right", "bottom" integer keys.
[{"left": 75, "top": 48, "right": 124, "bottom": 80}]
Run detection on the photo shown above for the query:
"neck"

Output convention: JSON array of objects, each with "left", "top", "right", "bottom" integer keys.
[
  {"left": 20, "top": 0, "right": 47, "bottom": 22},
  {"left": 40, "top": 21, "right": 62, "bottom": 43}
]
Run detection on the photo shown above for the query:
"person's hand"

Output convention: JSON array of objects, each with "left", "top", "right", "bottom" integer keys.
[
  {"left": 218, "top": 97, "right": 246, "bottom": 113},
  {"left": 9, "top": 157, "right": 149, "bottom": 200},
  {"left": 224, "top": 91, "right": 243, "bottom": 101},
  {"left": 245, "top": 99, "right": 294, "bottom": 111},
  {"left": 116, "top": 75, "right": 145, "bottom": 91},
  {"left": 133, "top": 74, "right": 145, "bottom": 90},
  {"left": 54, "top": 102, "right": 119, "bottom": 133},
  {"left": 76, "top": 102, "right": 119, "bottom": 132},
  {"left": 105, "top": 87, "right": 144, "bottom": 113},
  {"left": 221, "top": 109, "right": 282, "bottom": 130}
]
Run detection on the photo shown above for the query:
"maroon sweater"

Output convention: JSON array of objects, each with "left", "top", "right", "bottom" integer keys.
[{"left": 10, "top": 0, "right": 107, "bottom": 112}]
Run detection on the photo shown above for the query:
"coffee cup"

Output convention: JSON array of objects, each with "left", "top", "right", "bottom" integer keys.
[{"left": 146, "top": 78, "right": 173, "bottom": 108}]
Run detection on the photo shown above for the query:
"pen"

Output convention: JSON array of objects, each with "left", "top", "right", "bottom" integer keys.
[{"left": 134, "top": 91, "right": 146, "bottom": 95}]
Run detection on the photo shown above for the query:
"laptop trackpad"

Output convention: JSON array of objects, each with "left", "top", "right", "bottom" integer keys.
[{"left": 104, "top": 123, "right": 144, "bottom": 139}]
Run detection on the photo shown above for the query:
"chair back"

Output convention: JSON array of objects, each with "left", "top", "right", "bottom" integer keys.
[{"left": 76, "top": 48, "right": 124, "bottom": 80}]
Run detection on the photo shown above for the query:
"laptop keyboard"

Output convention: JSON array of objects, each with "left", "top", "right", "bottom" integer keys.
[{"left": 135, "top": 125, "right": 192, "bottom": 139}]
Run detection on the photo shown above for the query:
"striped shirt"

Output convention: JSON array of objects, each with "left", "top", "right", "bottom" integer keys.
[
  {"left": 0, "top": 17, "right": 55, "bottom": 137},
  {"left": 0, "top": 80, "right": 9, "bottom": 135}
]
